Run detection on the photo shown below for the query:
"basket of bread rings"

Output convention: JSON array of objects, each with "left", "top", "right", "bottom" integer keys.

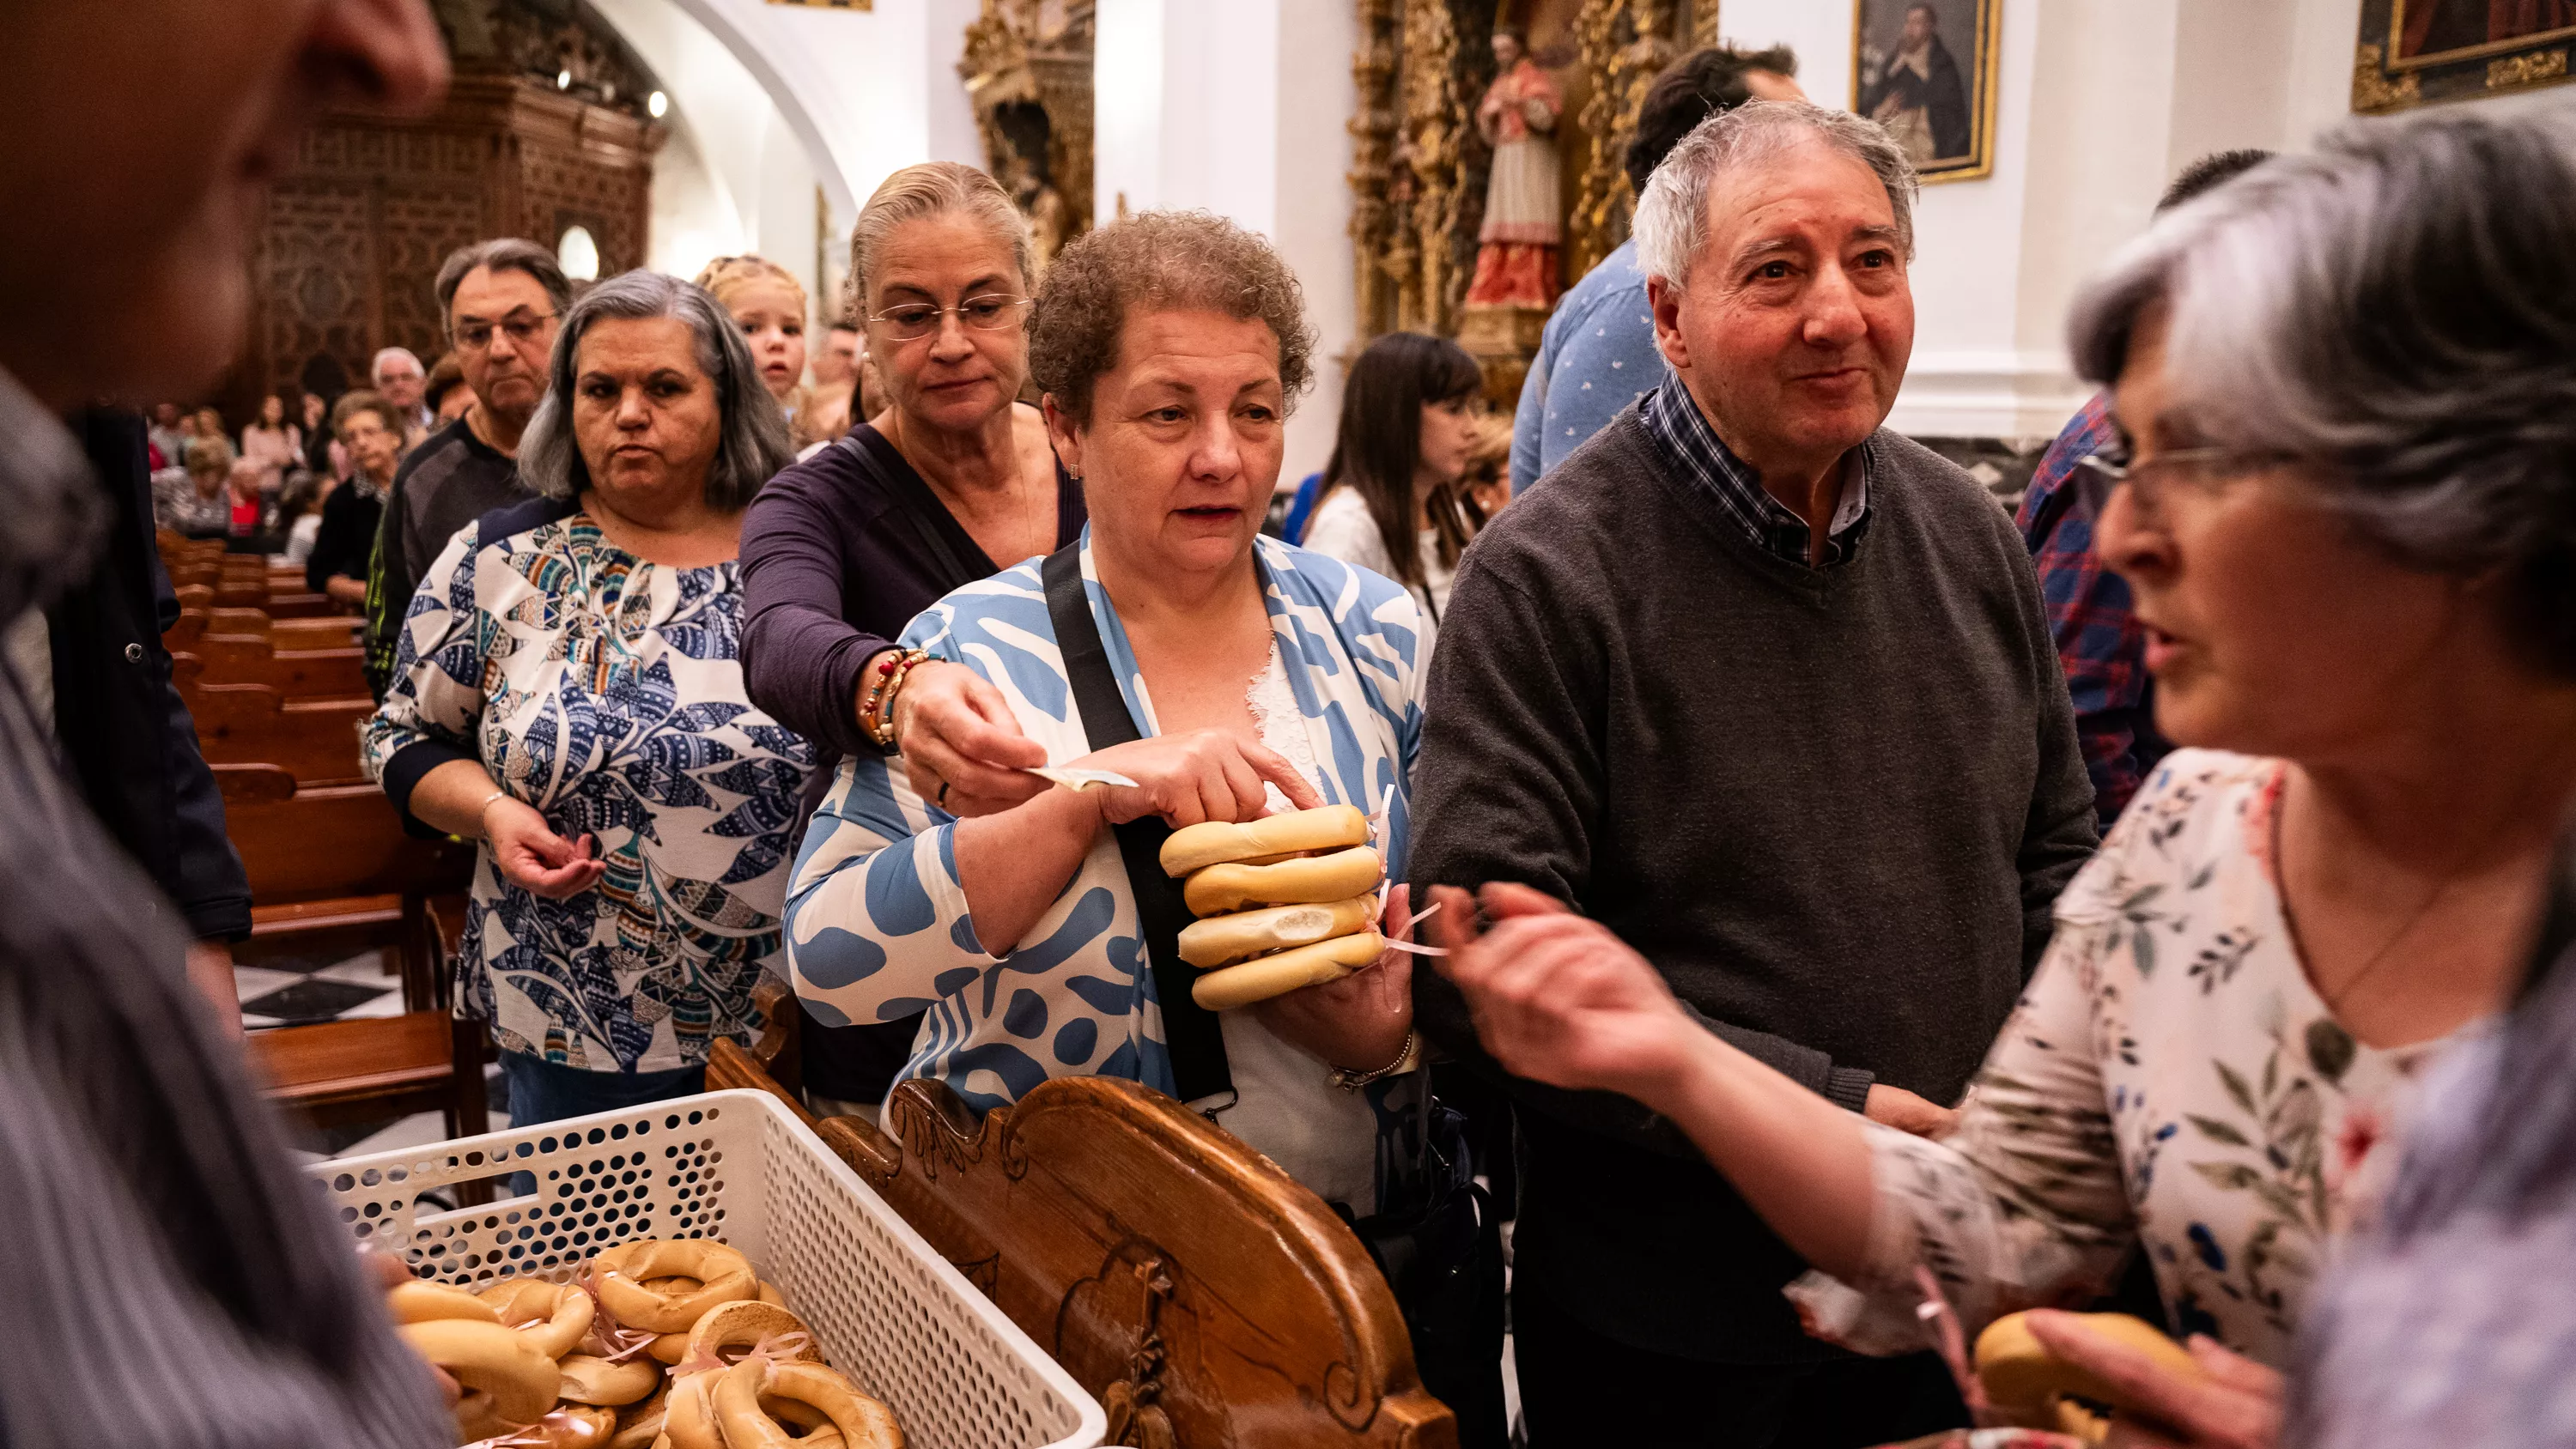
[{"left": 310, "top": 1089, "right": 1108, "bottom": 1449}]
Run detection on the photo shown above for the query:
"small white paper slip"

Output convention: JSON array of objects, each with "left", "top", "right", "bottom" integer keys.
[{"left": 1025, "top": 764, "right": 1139, "bottom": 791}]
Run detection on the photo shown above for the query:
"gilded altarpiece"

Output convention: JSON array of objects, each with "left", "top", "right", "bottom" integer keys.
[
  {"left": 961, "top": 0, "right": 1097, "bottom": 276},
  {"left": 1351, "top": 0, "right": 1717, "bottom": 404}
]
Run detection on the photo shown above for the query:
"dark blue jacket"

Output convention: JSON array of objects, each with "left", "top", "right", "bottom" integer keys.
[{"left": 48, "top": 409, "right": 251, "bottom": 941}]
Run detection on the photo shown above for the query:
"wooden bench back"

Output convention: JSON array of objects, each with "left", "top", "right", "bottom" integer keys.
[
  {"left": 708, "top": 1038, "right": 1457, "bottom": 1449},
  {"left": 213, "top": 764, "right": 470, "bottom": 903},
  {"left": 186, "top": 682, "right": 372, "bottom": 785}
]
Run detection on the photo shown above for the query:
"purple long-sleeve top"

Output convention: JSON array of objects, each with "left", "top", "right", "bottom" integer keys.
[
  {"left": 738, "top": 421, "right": 1084, "bottom": 1104},
  {"left": 739, "top": 423, "right": 1085, "bottom": 766}
]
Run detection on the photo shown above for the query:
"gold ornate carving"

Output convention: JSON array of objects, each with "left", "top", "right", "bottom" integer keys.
[
  {"left": 2489, "top": 47, "right": 2569, "bottom": 88},
  {"left": 2351, "top": 41, "right": 2425, "bottom": 112},
  {"left": 960, "top": 0, "right": 1095, "bottom": 273},
  {"left": 1400, "top": 0, "right": 1470, "bottom": 335},
  {"left": 1692, "top": 0, "right": 1721, "bottom": 49},
  {"left": 1564, "top": 0, "right": 1676, "bottom": 282},
  {"left": 1348, "top": 0, "right": 1402, "bottom": 336}
]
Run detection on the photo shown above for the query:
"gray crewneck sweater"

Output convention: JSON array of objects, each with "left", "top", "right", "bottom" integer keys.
[{"left": 1410, "top": 408, "right": 2097, "bottom": 1362}]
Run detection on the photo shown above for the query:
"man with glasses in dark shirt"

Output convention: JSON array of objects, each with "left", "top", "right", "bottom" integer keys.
[{"left": 363, "top": 238, "right": 567, "bottom": 697}]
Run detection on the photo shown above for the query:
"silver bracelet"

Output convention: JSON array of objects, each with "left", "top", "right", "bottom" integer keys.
[
  {"left": 1329, "top": 1029, "right": 1421, "bottom": 1092},
  {"left": 474, "top": 787, "right": 511, "bottom": 835}
]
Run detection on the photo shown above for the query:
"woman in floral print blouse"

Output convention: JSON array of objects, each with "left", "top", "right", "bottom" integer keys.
[
  {"left": 365, "top": 270, "right": 814, "bottom": 1134},
  {"left": 1431, "top": 106, "right": 2576, "bottom": 1445}
]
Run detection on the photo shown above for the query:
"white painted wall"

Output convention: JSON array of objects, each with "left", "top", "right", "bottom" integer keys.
[
  {"left": 1093, "top": 0, "right": 1356, "bottom": 488},
  {"left": 1709, "top": 0, "right": 2392, "bottom": 439}
]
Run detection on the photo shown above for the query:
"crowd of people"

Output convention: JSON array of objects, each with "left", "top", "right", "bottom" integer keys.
[{"left": 4, "top": 3, "right": 2575, "bottom": 1447}]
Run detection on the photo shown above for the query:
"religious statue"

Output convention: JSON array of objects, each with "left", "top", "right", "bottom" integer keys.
[
  {"left": 1005, "top": 151, "right": 1072, "bottom": 275},
  {"left": 1463, "top": 26, "right": 1564, "bottom": 311},
  {"left": 1858, "top": 3, "right": 1971, "bottom": 167}
]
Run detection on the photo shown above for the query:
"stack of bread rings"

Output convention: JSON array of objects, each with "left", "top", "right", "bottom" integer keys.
[
  {"left": 1162, "top": 803, "right": 1387, "bottom": 1010},
  {"left": 386, "top": 1237, "right": 902, "bottom": 1449},
  {"left": 1973, "top": 1310, "right": 2203, "bottom": 1444}
]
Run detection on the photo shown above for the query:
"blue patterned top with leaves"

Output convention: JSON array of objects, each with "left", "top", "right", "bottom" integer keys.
[{"left": 362, "top": 501, "right": 817, "bottom": 1073}]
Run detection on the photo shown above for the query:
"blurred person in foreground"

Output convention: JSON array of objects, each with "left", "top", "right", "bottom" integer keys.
[
  {"left": 1410, "top": 99, "right": 2097, "bottom": 1446},
  {"left": 1430, "top": 101, "right": 2576, "bottom": 1449},
  {"left": 1510, "top": 43, "right": 1804, "bottom": 494},
  {"left": 364, "top": 270, "right": 814, "bottom": 1130},
  {"left": 2016, "top": 148, "right": 2274, "bottom": 829},
  {"left": 0, "top": 1, "right": 456, "bottom": 1445},
  {"left": 361, "top": 239, "right": 566, "bottom": 697}
]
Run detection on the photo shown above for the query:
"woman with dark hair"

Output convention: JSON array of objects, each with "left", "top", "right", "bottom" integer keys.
[
  {"left": 364, "top": 269, "right": 816, "bottom": 1131},
  {"left": 1301, "top": 330, "right": 1482, "bottom": 647}
]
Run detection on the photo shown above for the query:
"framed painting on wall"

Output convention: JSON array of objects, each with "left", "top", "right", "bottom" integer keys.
[
  {"left": 1851, "top": 0, "right": 2002, "bottom": 184},
  {"left": 2353, "top": 1, "right": 2575, "bottom": 112}
]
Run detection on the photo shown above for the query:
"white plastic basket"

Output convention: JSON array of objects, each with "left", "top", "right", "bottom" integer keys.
[{"left": 309, "top": 1088, "right": 1107, "bottom": 1449}]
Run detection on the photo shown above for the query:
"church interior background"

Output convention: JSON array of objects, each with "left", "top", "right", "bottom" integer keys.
[{"left": 241, "top": 0, "right": 2576, "bottom": 503}]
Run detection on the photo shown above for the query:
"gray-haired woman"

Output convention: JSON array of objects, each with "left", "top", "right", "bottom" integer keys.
[
  {"left": 1428, "top": 102, "right": 2576, "bottom": 1444},
  {"left": 364, "top": 269, "right": 817, "bottom": 1133}
]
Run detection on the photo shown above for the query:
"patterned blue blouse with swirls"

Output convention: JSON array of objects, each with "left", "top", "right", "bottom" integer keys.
[
  {"left": 362, "top": 497, "right": 817, "bottom": 1074},
  {"left": 784, "top": 530, "right": 1425, "bottom": 1115}
]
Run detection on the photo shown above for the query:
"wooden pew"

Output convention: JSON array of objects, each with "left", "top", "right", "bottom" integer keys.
[
  {"left": 185, "top": 682, "right": 371, "bottom": 786},
  {"left": 708, "top": 1021, "right": 1459, "bottom": 1448},
  {"left": 248, "top": 1010, "right": 489, "bottom": 1143},
  {"left": 204, "top": 606, "right": 361, "bottom": 652},
  {"left": 215, "top": 764, "right": 466, "bottom": 902},
  {"left": 174, "top": 636, "right": 368, "bottom": 699}
]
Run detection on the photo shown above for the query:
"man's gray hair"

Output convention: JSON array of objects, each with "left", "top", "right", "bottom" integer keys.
[
  {"left": 434, "top": 238, "right": 574, "bottom": 333},
  {"left": 2069, "top": 103, "right": 2576, "bottom": 676},
  {"left": 1632, "top": 100, "right": 1919, "bottom": 288},
  {"left": 369, "top": 346, "right": 422, "bottom": 381},
  {"left": 519, "top": 270, "right": 795, "bottom": 512}
]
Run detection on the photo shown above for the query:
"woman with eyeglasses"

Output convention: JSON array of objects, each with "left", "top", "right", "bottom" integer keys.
[
  {"left": 1429, "top": 106, "right": 2576, "bottom": 1444},
  {"left": 739, "top": 160, "right": 1081, "bottom": 1115}
]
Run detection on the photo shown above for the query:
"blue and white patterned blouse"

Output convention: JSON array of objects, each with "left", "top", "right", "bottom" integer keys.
[
  {"left": 362, "top": 497, "right": 817, "bottom": 1074},
  {"left": 785, "top": 531, "right": 1425, "bottom": 1116}
]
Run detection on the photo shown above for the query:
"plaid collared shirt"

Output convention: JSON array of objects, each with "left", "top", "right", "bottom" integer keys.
[
  {"left": 1638, "top": 374, "right": 1873, "bottom": 567},
  {"left": 2014, "top": 391, "right": 2166, "bottom": 827}
]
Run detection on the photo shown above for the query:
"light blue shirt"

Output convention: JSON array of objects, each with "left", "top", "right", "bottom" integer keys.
[
  {"left": 1510, "top": 237, "right": 1668, "bottom": 493},
  {"left": 783, "top": 531, "right": 1425, "bottom": 1116}
]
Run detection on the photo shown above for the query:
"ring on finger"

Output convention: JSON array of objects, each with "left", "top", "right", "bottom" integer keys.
[{"left": 938, "top": 779, "right": 952, "bottom": 809}]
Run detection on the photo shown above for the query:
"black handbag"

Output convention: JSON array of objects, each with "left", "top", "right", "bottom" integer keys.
[{"left": 1037, "top": 543, "right": 1506, "bottom": 1446}]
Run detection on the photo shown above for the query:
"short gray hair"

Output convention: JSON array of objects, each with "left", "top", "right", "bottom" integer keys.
[
  {"left": 434, "top": 239, "right": 574, "bottom": 334},
  {"left": 1633, "top": 100, "right": 1918, "bottom": 288},
  {"left": 369, "top": 346, "right": 422, "bottom": 382},
  {"left": 519, "top": 270, "right": 795, "bottom": 512},
  {"left": 2069, "top": 103, "right": 2576, "bottom": 676}
]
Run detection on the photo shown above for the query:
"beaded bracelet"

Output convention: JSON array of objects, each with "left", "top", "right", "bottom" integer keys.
[{"left": 862, "top": 647, "right": 931, "bottom": 749}]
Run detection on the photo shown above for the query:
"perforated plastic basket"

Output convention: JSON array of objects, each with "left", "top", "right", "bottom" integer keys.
[{"left": 309, "top": 1088, "right": 1106, "bottom": 1449}]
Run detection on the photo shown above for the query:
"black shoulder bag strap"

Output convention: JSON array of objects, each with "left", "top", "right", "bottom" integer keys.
[{"left": 1038, "top": 544, "right": 1234, "bottom": 1103}]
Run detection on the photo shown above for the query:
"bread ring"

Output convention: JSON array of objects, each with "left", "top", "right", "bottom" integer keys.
[
  {"left": 649, "top": 1331, "right": 692, "bottom": 1365},
  {"left": 759, "top": 1280, "right": 789, "bottom": 1308},
  {"left": 560, "top": 1352, "right": 662, "bottom": 1406},
  {"left": 1178, "top": 896, "right": 1376, "bottom": 967},
  {"left": 1192, "top": 931, "right": 1384, "bottom": 1009},
  {"left": 712, "top": 1357, "right": 904, "bottom": 1449},
  {"left": 684, "top": 1300, "right": 823, "bottom": 1368},
  {"left": 538, "top": 1403, "right": 617, "bottom": 1448},
  {"left": 398, "top": 1318, "right": 561, "bottom": 1427},
  {"left": 592, "top": 1240, "right": 756, "bottom": 1332},
  {"left": 658, "top": 1371, "right": 724, "bottom": 1449},
  {"left": 605, "top": 1379, "right": 670, "bottom": 1449},
  {"left": 1975, "top": 1311, "right": 2202, "bottom": 1413},
  {"left": 1184, "top": 846, "right": 1382, "bottom": 915},
  {"left": 1158, "top": 804, "right": 1370, "bottom": 876},
  {"left": 479, "top": 1276, "right": 597, "bottom": 1360},
  {"left": 387, "top": 1278, "right": 501, "bottom": 1325}
]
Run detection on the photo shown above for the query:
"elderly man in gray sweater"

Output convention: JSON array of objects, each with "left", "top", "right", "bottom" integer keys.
[{"left": 1411, "top": 101, "right": 2096, "bottom": 1446}]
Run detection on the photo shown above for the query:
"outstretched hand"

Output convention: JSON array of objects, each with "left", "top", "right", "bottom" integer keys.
[
  {"left": 2022, "top": 1312, "right": 2282, "bottom": 1449},
  {"left": 1425, "top": 882, "right": 1699, "bottom": 1106}
]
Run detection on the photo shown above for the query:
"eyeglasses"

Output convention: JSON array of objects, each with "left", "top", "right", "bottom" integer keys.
[
  {"left": 2071, "top": 446, "right": 2269, "bottom": 525},
  {"left": 866, "top": 294, "right": 1033, "bottom": 341},
  {"left": 454, "top": 312, "right": 558, "bottom": 349}
]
